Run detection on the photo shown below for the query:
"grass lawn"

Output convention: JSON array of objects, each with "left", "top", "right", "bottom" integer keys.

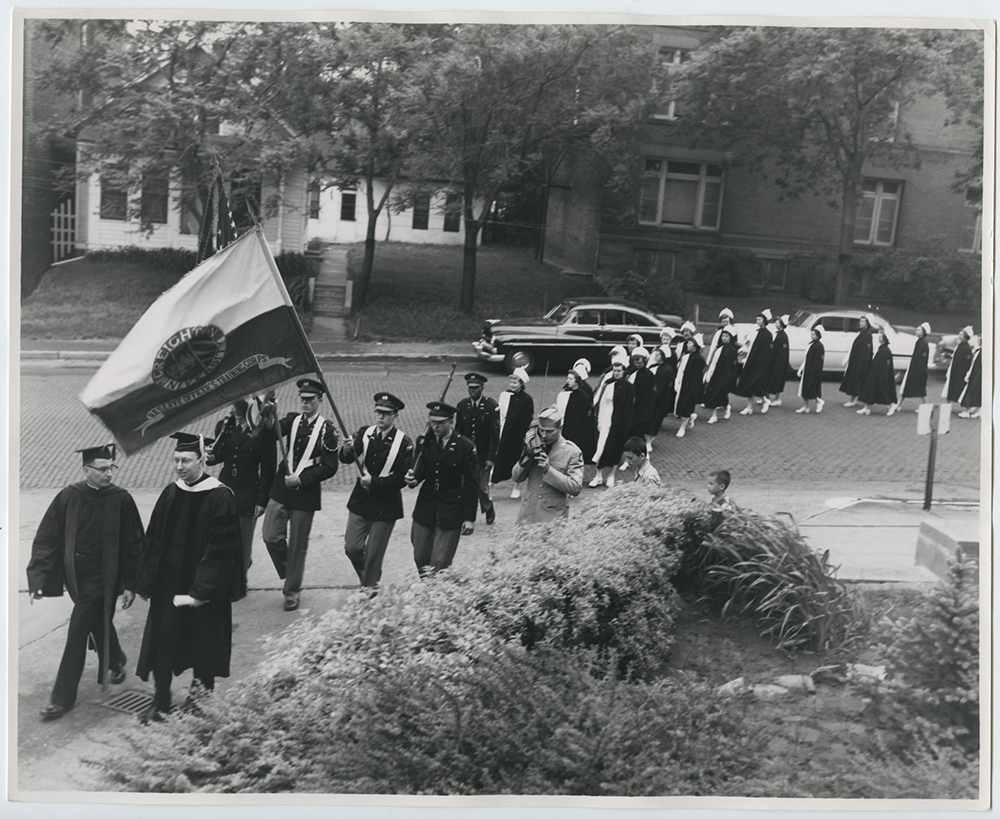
[
  {"left": 347, "top": 242, "right": 602, "bottom": 341},
  {"left": 21, "top": 260, "right": 186, "bottom": 339}
]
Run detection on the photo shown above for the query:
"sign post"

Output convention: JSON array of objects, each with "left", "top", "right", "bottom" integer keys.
[{"left": 917, "top": 403, "right": 951, "bottom": 510}]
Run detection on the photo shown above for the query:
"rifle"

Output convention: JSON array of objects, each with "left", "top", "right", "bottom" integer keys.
[{"left": 410, "top": 363, "right": 458, "bottom": 476}]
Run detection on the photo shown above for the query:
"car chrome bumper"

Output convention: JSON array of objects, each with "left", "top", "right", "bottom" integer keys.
[{"left": 472, "top": 341, "right": 504, "bottom": 363}]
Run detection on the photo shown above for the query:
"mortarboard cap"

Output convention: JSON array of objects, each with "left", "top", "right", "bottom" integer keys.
[
  {"left": 170, "top": 432, "right": 212, "bottom": 456},
  {"left": 77, "top": 443, "right": 115, "bottom": 464}
]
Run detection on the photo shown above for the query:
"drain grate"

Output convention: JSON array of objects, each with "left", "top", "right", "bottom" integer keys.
[{"left": 101, "top": 690, "right": 153, "bottom": 715}]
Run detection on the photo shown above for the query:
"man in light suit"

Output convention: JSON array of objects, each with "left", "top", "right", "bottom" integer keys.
[{"left": 510, "top": 405, "right": 584, "bottom": 526}]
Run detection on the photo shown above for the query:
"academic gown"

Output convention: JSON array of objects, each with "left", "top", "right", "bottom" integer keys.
[
  {"left": 648, "top": 357, "right": 677, "bottom": 434},
  {"left": 674, "top": 350, "right": 706, "bottom": 417},
  {"left": 492, "top": 389, "right": 534, "bottom": 483},
  {"left": 858, "top": 343, "right": 897, "bottom": 406},
  {"left": 840, "top": 328, "right": 873, "bottom": 396},
  {"left": 900, "top": 336, "right": 930, "bottom": 399},
  {"left": 765, "top": 329, "right": 790, "bottom": 394},
  {"left": 702, "top": 344, "right": 738, "bottom": 410},
  {"left": 799, "top": 340, "right": 825, "bottom": 400},
  {"left": 943, "top": 340, "right": 973, "bottom": 403},
  {"left": 557, "top": 387, "right": 597, "bottom": 464},
  {"left": 735, "top": 327, "right": 773, "bottom": 398},
  {"left": 134, "top": 476, "right": 242, "bottom": 683},
  {"left": 627, "top": 366, "right": 656, "bottom": 439},
  {"left": 594, "top": 377, "right": 635, "bottom": 469}
]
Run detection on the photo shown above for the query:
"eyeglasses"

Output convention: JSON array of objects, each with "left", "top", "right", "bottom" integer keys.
[{"left": 85, "top": 464, "right": 118, "bottom": 474}]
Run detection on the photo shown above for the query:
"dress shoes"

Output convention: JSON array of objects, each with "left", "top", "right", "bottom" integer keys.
[
  {"left": 40, "top": 703, "right": 71, "bottom": 721},
  {"left": 588, "top": 476, "right": 603, "bottom": 488},
  {"left": 109, "top": 666, "right": 127, "bottom": 685},
  {"left": 816, "top": 399, "right": 825, "bottom": 414},
  {"left": 740, "top": 406, "right": 753, "bottom": 416},
  {"left": 139, "top": 704, "right": 166, "bottom": 725},
  {"left": 485, "top": 505, "right": 496, "bottom": 525},
  {"left": 283, "top": 595, "right": 300, "bottom": 611},
  {"left": 856, "top": 407, "right": 871, "bottom": 416}
]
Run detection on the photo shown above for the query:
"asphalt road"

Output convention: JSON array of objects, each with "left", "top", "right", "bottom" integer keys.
[{"left": 19, "top": 360, "right": 981, "bottom": 490}]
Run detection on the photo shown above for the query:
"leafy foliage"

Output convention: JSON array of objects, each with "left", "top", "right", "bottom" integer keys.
[
  {"left": 604, "top": 269, "right": 687, "bottom": 315},
  {"left": 864, "top": 556, "right": 980, "bottom": 753},
  {"left": 690, "top": 248, "right": 759, "bottom": 297},
  {"left": 871, "top": 242, "right": 982, "bottom": 312},
  {"left": 698, "top": 511, "right": 860, "bottom": 651}
]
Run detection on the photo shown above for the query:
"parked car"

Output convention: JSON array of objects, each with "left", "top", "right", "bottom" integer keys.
[
  {"left": 730, "top": 308, "right": 936, "bottom": 375},
  {"left": 473, "top": 298, "right": 684, "bottom": 374}
]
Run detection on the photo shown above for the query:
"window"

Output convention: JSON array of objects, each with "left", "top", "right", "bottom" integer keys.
[
  {"left": 652, "top": 48, "right": 690, "bottom": 121},
  {"left": 961, "top": 188, "right": 982, "bottom": 255},
  {"left": 639, "top": 159, "right": 723, "bottom": 230},
  {"left": 412, "top": 193, "right": 430, "bottom": 230},
  {"left": 869, "top": 101, "right": 900, "bottom": 143},
  {"left": 99, "top": 165, "right": 128, "bottom": 221},
  {"left": 443, "top": 193, "right": 461, "bottom": 232},
  {"left": 308, "top": 181, "right": 321, "bottom": 219},
  {"left": 140, "top": 172, "right": 169, "bottom": 225},
  {"left": 854, "top": 179, "right": 902, "bottom": 246},
  {"left": 230, "top": 170, "right": 261, "bottom": 231},
  {"left": 633, "top": 248, "right": 677, "bottom": 280},
  {"left": 340, "top": 190, "right": 356, "bottom": 222},
  {"left": 568, "top": 309, "right": 601, "bottom": 325},
  {"left": 764, "top": 259, "right": 787, "bottom": 290}
]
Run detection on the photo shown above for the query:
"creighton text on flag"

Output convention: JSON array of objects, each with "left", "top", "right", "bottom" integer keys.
[{"left": 80, "top": 228, "right": 318, "bottom": 455}]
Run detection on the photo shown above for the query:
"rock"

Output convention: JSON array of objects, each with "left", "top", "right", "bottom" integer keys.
[
  {"left": 846, "top": 663, "right": 887, "bottom": 682},
  {"left": 775, "top": 674, "right": 817, "bottom": 694},
  {"left": 751, "top": 684, "right": 791, "bottom": 701},
  {"left": 717, "top": 677, "right": 747, "bottom": 697}
]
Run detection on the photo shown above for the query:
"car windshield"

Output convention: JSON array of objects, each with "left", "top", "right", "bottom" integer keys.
[
  {"left": 545, "top": 302, "right": 572, "bottom": 322},
  {"left": 788, "top": 310, "right": 814, "bottom": 328}
]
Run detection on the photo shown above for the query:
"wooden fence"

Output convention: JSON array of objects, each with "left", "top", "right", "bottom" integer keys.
[{"left": 51, "top": 199, "right": 76, "bottom": 262}]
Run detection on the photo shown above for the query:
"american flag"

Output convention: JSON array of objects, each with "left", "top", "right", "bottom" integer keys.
[{"left": 196, "top": 168, "right": 239, "bottom": 264}]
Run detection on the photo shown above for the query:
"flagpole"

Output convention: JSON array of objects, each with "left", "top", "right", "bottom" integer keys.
[{"left": 253, "top": 227, "right": 364, "bottom": 476}]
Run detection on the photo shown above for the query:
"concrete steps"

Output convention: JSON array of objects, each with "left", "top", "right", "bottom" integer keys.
[{"left": 313, "top": 282, "right": 346, "bottom": 317}]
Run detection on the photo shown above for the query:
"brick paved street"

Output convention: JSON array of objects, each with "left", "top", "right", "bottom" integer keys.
[{"left": 19, "top": 361, "right": 981, "bottom": 491}]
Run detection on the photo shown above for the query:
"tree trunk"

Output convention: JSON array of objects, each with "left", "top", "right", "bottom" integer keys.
[
  {"left": 352, "top": 177, "right": 382, "bottom": 310},
  {"left": 835, "top": 172, "right": 861, "bottom": 306},
  {"left": 460, "top": 218, "right": 480, "bottom": 314}
]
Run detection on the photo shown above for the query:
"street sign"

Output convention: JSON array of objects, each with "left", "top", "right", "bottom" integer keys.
[{"left": 938, "top": 402, "right": 952, "bottom": 434}]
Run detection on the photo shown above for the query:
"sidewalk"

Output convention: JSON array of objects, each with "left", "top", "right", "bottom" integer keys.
[{"left": 12, "top": 479, "right": 983, "bottom": 792}]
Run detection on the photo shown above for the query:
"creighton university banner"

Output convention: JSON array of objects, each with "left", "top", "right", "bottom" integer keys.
[{"left": 80, "top": 228, "right": 318, "bottom": 455}]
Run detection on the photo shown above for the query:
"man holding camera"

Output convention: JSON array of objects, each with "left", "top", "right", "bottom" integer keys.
[{"left": 510, "top": 405, "right": 584, "bottom": 526}]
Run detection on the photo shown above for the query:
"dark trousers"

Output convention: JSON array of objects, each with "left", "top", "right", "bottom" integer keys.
[
  {"left": 411, "top": 522, "right": 461, "bottom": 578},
  {"left": 476, "top": 465, "right": 494, "bottom": 514},
  {"left": 262, "top": 500, "right": 314, "bottom": 598},
  {"left": 237, "top": 514, "right": 258, "bottom": 575},
  {"left": 51, "top": 556, "right": 124, "bottom": 708},
  {"left": 344, "top": 512, "right": 396, "bottom": 588}
]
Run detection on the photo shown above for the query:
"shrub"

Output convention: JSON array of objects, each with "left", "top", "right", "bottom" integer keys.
[
  {"left": 604, "top": 269, "right": 688, "bottom": 315},
  {"left": 697, "top": 511, "right": 860, "bottom": 652},
  {"left": 85, "top": 245, "right": 198, "bottom": 273},
  {"left": 273, "top": 251, "right": 319, "bottom": 281},
  {"left": 863, "top": 555, "right": 979, "bottom": 754},
  {"left": 690, "top": 249, "right": 759, "bottom": 297},
  {"left": 872, "top": 242, "right": 982, "bottom": 312}
]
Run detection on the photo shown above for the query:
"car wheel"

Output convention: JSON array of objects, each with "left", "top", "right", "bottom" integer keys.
[{"left": 504, "top": 349, "right": 536, "bottom": 374}]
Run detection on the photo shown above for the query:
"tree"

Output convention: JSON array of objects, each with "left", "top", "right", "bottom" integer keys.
[
  {"left": 674, "top": 27, "right": 982, "bottom": 304},
  {"left": 408, "top": 25, "right": 664, "bottom": 314}
]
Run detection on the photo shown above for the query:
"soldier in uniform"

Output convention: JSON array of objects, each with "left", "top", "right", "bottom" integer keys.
[
  {"left": 262, "top": 378, "right": 340, "bottom": 611},
  {"left": 405, "top": 402, "right": 479, "bottom": 578},
  {"left": 27, "top": 443, "right": 144, "bottom": 720},
  {"left": 207, "top": 398, "right": 276, "bottom": 575},
  {"left": 455, "top": 372, "right": 500, "bottom": 525},
  {"left": 339, "top": 392, "right": 414, "bottom": 591}
]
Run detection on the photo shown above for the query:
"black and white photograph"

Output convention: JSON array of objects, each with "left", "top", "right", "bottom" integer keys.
[{"left": 8, "top": 3, "right": 994, "bottom": 811}]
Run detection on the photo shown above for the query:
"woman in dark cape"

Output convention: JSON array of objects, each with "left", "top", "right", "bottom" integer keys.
[
  {"left": 796, "top": 325, "right": 826, "bottom": 414},
  {"left": 840, "top": 316, "right": 874, "bottom": 406},
  {"left": 557, "top": 368, "right": 597, "bottom": 463},
  {"left": 646, "top": 345, "right": 676, "bottom": 448},
  {"left": 735, "top": 310, "right": 773, "bottom": 415},
  {"left": 856, "top": 329, "right": 897, "bottom": 415},
  {"left": 627, "top": 347, "right": 656, "bottom": 441},
  {"left": 959, "top": 340, "right": 982, "bottom": 419},
  {"left": 674, "top": 336, "right": 706, "bottom": 437},
  {"left": 590, "top": 355, "right": 635, "bottom": 487},
  {"left": 943, "top": 327, "right": 974, "bottom": 405},
  {"left": 702, "top": 328, "right": 738, "bottom": 424},
  {"left": 896, "top": 321, "right": 931, "bottom": 414},
  {"left": 492, "top": 368, "right": 534, "bottom": 491},
  {"left": 764, "top": 314, "right": 790, "bottom": 411}
]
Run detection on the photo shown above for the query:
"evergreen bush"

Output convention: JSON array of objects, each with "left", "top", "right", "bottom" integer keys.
[
  {"left": 604, "top": 269, "right": 688, "bottom": 316},
  {"left": 873, "top": 246, "right": 982, "bottom": 312},
  {"left": 690, "top": 249, "right": 759, "bottom": 297}
]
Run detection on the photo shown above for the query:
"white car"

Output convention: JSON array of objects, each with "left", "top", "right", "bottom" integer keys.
[{"left": 730, "top": 309, "right": 935, "bottom": 374}]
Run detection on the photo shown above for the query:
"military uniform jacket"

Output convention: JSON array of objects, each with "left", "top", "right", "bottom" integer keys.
[
  {"left": 411, "top": 433, "right": 479, "bottom": 531},
  {"left": 209, "top": 419, "right": 277, "bottom": 516},
  {"left": 268, "top": 413, "right": 339, "bottom": 512},
  {"left": 340, "top": 425, "right": 414, "bottom": 521},
  {"left": 456, "top": 396, "right": 500, "bottom": 467}
]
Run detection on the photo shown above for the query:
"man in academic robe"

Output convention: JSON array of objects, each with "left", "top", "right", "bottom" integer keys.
[
  {"left": 132, "top": 433, "right": 242, "bottom": 722},
  {"left": 511, "top": 405, "right": 584, "bottom": 526},
  {"left": 339, "top": 392, "right": 414, "bottom": 590},
  {"left": 405, "top": 402, "right": 479, "bottom": 578},
  {"left": 262, "top": 377, "right": 340, "bottom": 611},
  {"left": 27, "top": 443, "right": 144, "bottom": 720},
  {"left": 207, "top": 397, "right": 276, "bottom": 575},
  {"left": 455, "top": 373, "right": 500, "bottom": 524}
]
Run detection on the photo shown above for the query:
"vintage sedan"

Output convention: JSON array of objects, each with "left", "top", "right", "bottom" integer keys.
[
  {"left": 474, "top": 298, "right": 683, "bottom": 374},
  {"left": 730, "top": 308, "right": 936, "bottom": 375}
]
